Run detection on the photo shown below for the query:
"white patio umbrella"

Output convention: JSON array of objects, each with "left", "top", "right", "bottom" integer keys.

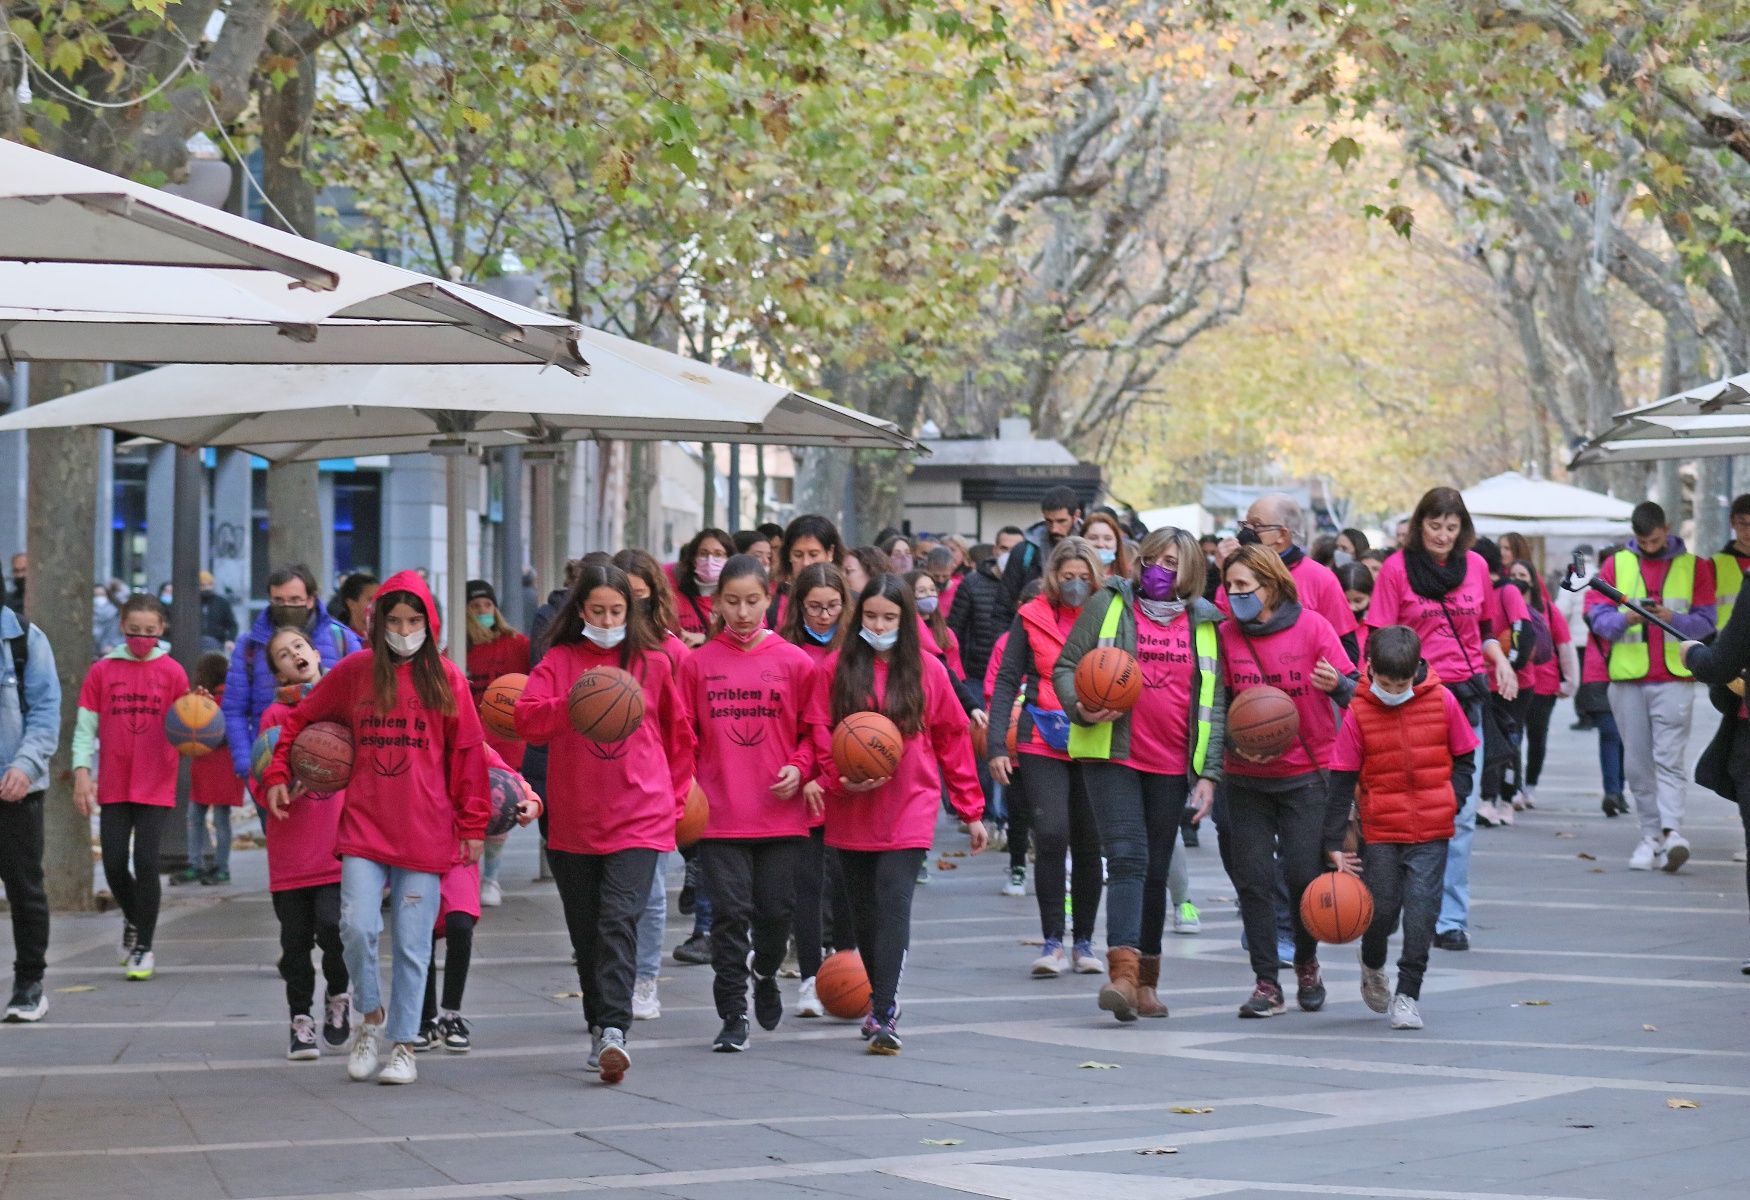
[
  {"left": 1569, "top": 372, "right": 1750, "bottom": 466},
  {"left": 1461, "top": 471, "right": 1634, "bottom": 525}
]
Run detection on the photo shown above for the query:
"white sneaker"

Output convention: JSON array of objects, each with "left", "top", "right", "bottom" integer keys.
[
  {"left": 1734, "top": 849, "right": 1747, "bottom": 864},
  {"left": 1360, "top": 964, "right": 1390, "bottom": 1014},
  {"left": 1388, "top": 993, "right": 1423, "bottom": 1030},
  {"left": 1629, "top": 836, "right": 1664, "bottom": 871},
  {"left": 1001, "top": 867, "right": 1027, "bottom": 897},
  {"left": 631, "top": 977, "right": 661, "bottom": 1021},
  {"left": 1516, "top": 785, "right": 1536, "bottom": 810},
  {"left": 1661, "top": 831, "right": 1691, "bottom": 873},
  {"left": 796, "top": 976, "right": 825, "bottom": 1018},
  {"left": 479, "top": 877, "right": 503, "bottom": 907},
  {"left": 377, "top": 1042, "right": 418, "bottom": 1084},
  {"left": 124, "top": 948, "right": 154, "bottom": 981},
  {"left": 1494, "top": 801, "right": 1515, "bottom": 827},
  {"left": 1031, "top": 940, "right": 1067, "bottom": 977},
  {"left": 347, "top": 1021, "right": 383, "bottom": 1081},
  {"left": 586, "top": 1025, "right": 603, "bottom": 1071},
  {"left": 597, "top": 1027, "right": 630, "bottom": 1082}
]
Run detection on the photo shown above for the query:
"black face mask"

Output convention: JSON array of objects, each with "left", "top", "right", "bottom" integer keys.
[{"left": 1236, "top": 526, "right": 1262, "bottom": 546}]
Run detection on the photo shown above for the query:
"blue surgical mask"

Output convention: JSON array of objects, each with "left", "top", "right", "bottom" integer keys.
[
  {"left": 1333, "top": 550, "right": 1354, "bottom": 569},
  {"left": 860, "top": 627, "right": 899, "bottom": 652},
  {"left": 916, "top": 595, "right": 939, "bottom": 615},
  {"left": 583, "top": 622, "right": 626, "bottom": 649},
  {"left": 1230, "top": 591, "right": 1264, "bottom": 623},
  {"left": 475, "top": 612, "right": 496, "bottom": 629},
  {"left": 1096, "top": 549, "right": 1116, "bottom": 566},
  {"left": 804, "top": 624, "right": 835, "bottom": 645},
  {"left": 1370, "top": 681, "right": 1415, "bottom": 707}
]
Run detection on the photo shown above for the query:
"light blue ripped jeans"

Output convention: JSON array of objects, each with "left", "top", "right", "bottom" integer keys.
[
  {"left": 635, "top": 851, "right": 669, "bottom": 981},
  {"left": 339, "top": 856, "right": 441, "bottom": 1044}
]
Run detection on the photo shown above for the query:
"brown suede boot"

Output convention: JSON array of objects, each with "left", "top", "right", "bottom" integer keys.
[
  {"left": 1098, "top": 947, "right": 1140, "bottom": 1023},
  {"left": 1135, "top": 954, "right": 1168, "bottom": 1018}
]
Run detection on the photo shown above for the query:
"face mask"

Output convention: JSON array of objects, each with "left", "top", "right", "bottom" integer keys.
[
  {"left": 1333, "top": 550, "right": 1354, "bottom": 568},
  {"left": 385, "top": 628, "right": 426, "bottom": 657},
  {"left": 583, "top": 622, "right": 626, "bottom": 649},
  {"left": 915, "top": 595, "right": 939, "bottom": 615},
  {"left": 1371, "top": 681, "right": 1415, "bottom": 707},
  {"left": 1140, "top": 565, "right": 1177, "bottom": 601},
  {"left": 269, "top": 603, "right": 310, "bottom": 630},
  {"left": 1096, "top": 549, "right": 1116, "bottom": 566},
  {"left": 1058, "top": 579, "right": 1091, "bottom": 608},
  {"left": 860, "top": 626, "right": 898, "bottom": 652},
  {"left": 889, "top": 553, "right": 914, "bottom": 573},
  {"left": 725, "top": 623, "right": 764, "bottom": 646},
  {"left": 1236, "top": 526, "right": 1262, "bottom": 546},
  {"left": 125, "top": 634, "right": 158, "bottom": 659},
  {"left": 158, "top": 590, "right": 173, "bottom": 604},
  {"left": 1230, "top": 592, "right": 1264, "bottom": 623},
  {"left": 995, "top": 551, "right": 1011, "bottom": 573},
  {"left": 804, "top": 624, "right": 835, "bottom": 645},
  {"left": 474, "top": 612, "right": 496, "bottom": 629},
  {"left": 695, "top": 557, "right": 725, "bottom": 585}
]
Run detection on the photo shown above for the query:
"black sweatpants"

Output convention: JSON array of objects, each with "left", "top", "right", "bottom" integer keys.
[
  {"left": 99, "top": 802, "right": 167, "bottom": 948},
  {"left": 548, "top": 847, "right": 658, "bottom": 1035},
  {"left": 1523, "top": 693, "right": 1558, "bottom": 788},
  {"left": 271, "top": 883, "right": 347, "bottom": 1018},
  {"left": 0, "top": 793, "right": 49, "bottom": 985},
  {"left": 423, "top": 911, "right": 477, "bottom": 1023},
  {"left": 1226, "top": 774, "right": 1327, "bottom": 981},
  {"left": 700, "top": 836, "right": 803, "bottom": 1019},
  {"left": 837, "top": 847, "right": 927, "bottom": 1022},
  {"left": 792, "top": 826, "right": 856, "bottom": 977},
  {"left": 1483, "top": 690, "right": 1533, "bottom": 802},
  {"left": 1016, "top": 755, "right": 1102, "bottom": 943}
]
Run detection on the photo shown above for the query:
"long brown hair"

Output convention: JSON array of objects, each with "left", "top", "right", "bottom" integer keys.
[
  {"left": 544, "top": 563, "right": 662, "bottom": 670},
  {"left": 830, "top": 573, "right": 926, "bottom": 736},
  {"left": 779, "top": 562, "right": 849, "bottom": 651},
  {"left": 612, "top": 548, "right": 679, "bottom": 637},
  {"left": 369, "top": 589, "right": 456, "bottom": 717},
  {"left": 1407, "top": 486, "right": 1476, "bottom": 558},
  {"left": 904, "top": 569, "right": 950, "bottom": 653},
  {"left": 674, "top": 528, "right": 733, "bottom": 604}
]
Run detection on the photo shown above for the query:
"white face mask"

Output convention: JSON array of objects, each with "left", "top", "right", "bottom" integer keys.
[
  {"left": 860, "top": 627, "right": 898, "bottom": 652},
  {"left": 583, "top": 622, "right": 627, "bottom": 649},
  {"left": 995, "top": 551, "right": 1011, "bottom": 573},
  {"left": 385, "top": 629, "right": 426, "bottom": 657},
  {"left": 1370, "top": 681, "right": 1415, "bottom": 707}
]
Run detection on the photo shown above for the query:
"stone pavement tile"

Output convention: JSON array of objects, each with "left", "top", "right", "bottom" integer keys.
[
  {"left": 0, "top": 1145, "right": 224, "bottom": 1200},
  {"left": 202, "top": 1142, "right": 469, "bottom": 1199},
  {"left": 397, "top": 1136, "right": 672, "bottom": 1185}
]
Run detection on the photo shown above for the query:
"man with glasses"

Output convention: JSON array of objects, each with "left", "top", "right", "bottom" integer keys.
[{"left": 1217, "top": 494, "right": 1359, "bottom": 662}]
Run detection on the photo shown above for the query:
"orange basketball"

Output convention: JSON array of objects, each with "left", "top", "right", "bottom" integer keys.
[
  {"left": 1299, "top": 870, "right": 1375, "bottom": 944},
  {"left": 831, "top": 711, "right": 903, "bottom": 783},
  {"left": 1075, "top": 647, "right": 1142, "bottom": 712},
  {"left": 815, "top": 949, "right": 872, "bottom": 1019},
  {"left": 567, "top": 666, "right": 644, "bottom": 742},
  {"left": 288, "top": 721, "right": 354, "bottom": 792},
  {"left": 676, "top": 780, "right": 709, "bottom": 847},
  {"left": 971, "top": 719, "right": 988, "bottom": 761},
  {"left": 1227, "top": 685, "right": 1299, "bottom": 760},
  {"left": 164, "top": 692, "right": 225, "bottom": 758},
  {"left": 480, "top": 672, "right": 527, "bottom": 739},
  {"left": 1006, "top": 695, "right": 1020, "bottom": 756}
]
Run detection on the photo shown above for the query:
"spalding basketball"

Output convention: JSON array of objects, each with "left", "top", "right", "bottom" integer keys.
[
  {"left": 676, "top": 780, "right": 709, "bottom": 847},
  {"left": 567, "top": 666, "right": 644, "bottom": 742},
  {"left": 249, "top": 725, "right": 281, "bottom": 791},
  {"left": 1075, "top": 647, "right": 1143, "bottom": 713},
  {"left": 480, "top": 673, "right": 527, "bottom": 739},
  {"left": 288, "top": 721, "right": 354, "bottom": 792},
  {"left": 486, "top": 766, "right": 524, "bottom": 838},
  {"left": 831, "top": 711, "right": 903, "bottom": 783},
  {"left": 1299, "top": 870, "right": 1375, "bottom": 944},
  {"left": 1227, "top": 685, "right": 1299, "bottom": 760},
  {"left": 165, "top": 693, "right": 226, "bottom": 758},
  {"left": 815, "top": 949, "right": 872, "bottom": 1019}
]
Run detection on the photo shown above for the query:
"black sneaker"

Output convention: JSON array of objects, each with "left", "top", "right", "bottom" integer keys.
[
  {"left": 673, "top": 932, "right": 712, "bottom": 965},
  {"left": 1433, "top": 929, "right": 1470, "bottom": 952},
  {"left": 4, "top": 980, "right": 46, "bottom": 1023},
  {"left": 199, "top": 868, "right": 230, "bottom": 885},
  {"left": 679, "top": 860, "right": 699, "bottom": 915},
  {"left": 713, "top": 1013, "right": 750, "bottom": 1052},
  {"left": 169, "top": 866, "right": 203, "bottom": 886},
  {"left": 1238, "top": 977, "right": 1285, "bottom": 1018},
  {"left": 859, "top": 1013, "right": 881, "bottom": 1041},
  {"left": 322, "top": 992, "right": 352, "bottom": 1047},
  {"left": 438, "top": 1014, "right": 471, "bottom": 1053},
  {"left": 287, "top": 1014, "right": 320, "bottom": 1061},
  {"left": 752, "top": 968, "right": 783, "bottom": 1031},
  {"left": 411, "top": 1019, "right": 440, "bottom": 1052},
  {"left": 1294, "top": 960, "right": 1326, "bottom": 1012},
  {"left": 1602, "top": 793, "right": 1629, "bottom": 817},
  {"left": 868, "top": 1013, "right": 902, "bottom": 1056}
]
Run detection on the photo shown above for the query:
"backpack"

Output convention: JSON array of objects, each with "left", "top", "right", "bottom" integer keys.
[
  {"left": 1523, "top": 607, "right": 1554, "bottom": 665},
  {"left": 7, "top": 630, "right": 25, "bottom": 717}
]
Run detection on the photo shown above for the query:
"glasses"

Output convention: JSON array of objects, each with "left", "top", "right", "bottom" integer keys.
[
  {"left": 803, "top": 602, "right": 843, "bottom": 618},
  {"left": 1237, "top": 520, "right": 1287, "bottom": 534}
]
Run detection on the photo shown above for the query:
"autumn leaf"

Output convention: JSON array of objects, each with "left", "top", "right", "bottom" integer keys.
[
  {"left": 921, "top": 1138, "right": 964, "bottom": 1146},
  {"left": 1327, "top": 135, "right": 1363, "bottom": 170},
  {"left": 1079, "top": 1061, "right": 1121, "bottom": 1069},
  {"left": 1667, "top": 1099, "right": 1699, "bottom": 1109}
]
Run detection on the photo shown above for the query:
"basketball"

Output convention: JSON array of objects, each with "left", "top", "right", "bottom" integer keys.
[
  {"left": 815, "top": 949, "right": 872, "bottom": 1019},
  {"left": 1074, "top": 647, "right": 1142, "bottom": 713},
  {"left": 676, "top": 780, "right": 709, "bottom": 847},
  {"left": 288, "top": 721, "right": 354, "bottom": 792},
  {"left": 249, "top": 725, "right": 281, "bottom": 791},
  {"left": 1299, "top": 870, "right": 1375, "bottom": 944},
  {"left": 831, "top": 711, "right": 903, "bottom": 783},
  {"left": 480, "top": 673, "right": 527, "bottom": 739},
  {"left": 972, "top": 719, "right": 987, "bottom": 761},
  {"left": 1227, "top": 685, "right": 1299, "bottom": 760},
  {"left": 486, "top": 766, "right": 524, "bottom": 837},
  {"left": 1006, "top": 695, "right": 1019, "bottom": 756},
  {"left": 567, "top": 666, "right": 644, "bottom": 742},
  {"left": 164, "top": 692, "right": 226, "bottom": 758}
]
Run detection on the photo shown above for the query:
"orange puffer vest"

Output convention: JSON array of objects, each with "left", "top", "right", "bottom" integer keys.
[
  {"left": 1018, "top": 596, "right": 1078, "bottom": 712},
  {"left": 1351, "top": 672, "right": 1458, "bottom": 844}
]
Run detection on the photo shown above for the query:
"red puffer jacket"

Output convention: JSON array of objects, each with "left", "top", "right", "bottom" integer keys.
[{"left": 1350, "top": 672, "right": 1459, "bottom": 844}]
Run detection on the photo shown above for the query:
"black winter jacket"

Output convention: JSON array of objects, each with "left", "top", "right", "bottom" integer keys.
[{"left": 948, "top": 560, "right": 1014, "bottom": 683}]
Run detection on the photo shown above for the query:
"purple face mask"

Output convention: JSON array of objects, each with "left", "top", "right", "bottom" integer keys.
[{"left": 1140, "top": 564, "right": 1178, "bottom": 601}]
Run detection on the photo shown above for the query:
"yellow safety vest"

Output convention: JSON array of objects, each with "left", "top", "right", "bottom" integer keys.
[
  {"left": 1712, "top": 552, "right": 1746, "bottom": 632},
  {"left": 1068, "top": 596, "right": 1216, "bottom": 775},
  {"left": 1607, "top": 550, "right": 1695, "bottom": 681}
]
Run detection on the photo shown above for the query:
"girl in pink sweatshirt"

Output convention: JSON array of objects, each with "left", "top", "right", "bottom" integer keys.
[
  {"left": 72, "top": 594, "right": 188, "bottom": 982},
  {"left": 515, "top": 562, "right": 695, "bottom": 1084},
  {"left": 677, "top": 555, "right": 817, "bottom": 1052},
  {"left": 802, "top": 573, "right": 987, "bottom": 1056},
  {"left": 263, "top": 571, "right": 490, "bottom": 1087}
]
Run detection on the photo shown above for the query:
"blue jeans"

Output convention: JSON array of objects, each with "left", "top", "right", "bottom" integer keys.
[
  {"left": 1080, "top": 763, "right": 1186, "bottom": 955},
  {"left": 635, "top": 851, "right": 669, "bottom": 980},
  {"left": 187, "top": 804, "right": 231, "bottom": 873},
  {"left": 339, "top": 856, "right": 440, "bottom": 1045},
  {"left": 1438, "top": 698, "right": 1485, "bottom": 935},
  {"left": 1595, "top": 709, "right": 1625, "bottom": 796},
  {"left": 481, "top": 835, "right": 506, "bottom": 885}
]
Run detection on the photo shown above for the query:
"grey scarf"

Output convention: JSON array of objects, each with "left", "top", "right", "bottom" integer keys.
[{"left": 1137, "top": 597, "right": 1187, "bottom": 625}]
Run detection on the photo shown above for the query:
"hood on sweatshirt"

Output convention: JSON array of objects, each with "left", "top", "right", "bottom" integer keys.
[
  {"left": 1625, "top": 535, "right": 1689, "bottom": 562},
  {"left": 372, "top": 569, "right": 444, "bottom": 649}
]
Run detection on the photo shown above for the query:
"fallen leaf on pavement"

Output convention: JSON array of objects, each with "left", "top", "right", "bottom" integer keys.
[
  {"left": 1643, "top": 1024, "right": 1658, "bottom": 1032},
  {"left": 550, "top": 991, "right": 583, "bottom": 999},
  {"left": 935, "top": 858, "right": 958, "bottom": 870},
  {"left": 1667, "top": 1099, "right": 1699, "bottom": 1109},
  {"left": 943, "top": 850, "right": 967, "bottom": 858},
  {"left": 1576, "top": 852, "right": 1596, "bottom": 860},
  {"left": 921, "top": 1138, "right": 963, "bottom": 1146},
  {"left": 54, "top": 985, "right": 96, "bottom": 994},
  {"left": 1555, "top": 831, "right": 1577, "bottom": 839},
  {"left": 1137, "top": 1147, "right": 1179, "bottom": 1155},
  {"left": 1078, "top": 1061, "right": 1121, "bottom": 1070},
  {"left": 1168, "top": 1106, "right": 1214, "bottom": 1114},
  {"left": 1516, "top": 1000, "right": 1552, "bottom": 1007}
]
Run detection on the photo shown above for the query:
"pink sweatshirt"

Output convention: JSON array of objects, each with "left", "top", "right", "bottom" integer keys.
[
  {"left": 515, "top": 639, "right": 696, "bottom": 855},
  {"left": 678, "top": 631, "right": 815, "bottom": 840},
  {"left": 76, "top": 649, "right": 190, "bottom": 807},
  {"left": 256, "top": 695, "right": 345, "bottom": 893},
  {"left": 1219, "top": 608, "right": 1354, "bottom": 779},
  {"left": 804, "top": 650, "right": 983, "bottom": 852},
  {"left": 1124, "top": 608, "right": 1195, "bottom": 777}
]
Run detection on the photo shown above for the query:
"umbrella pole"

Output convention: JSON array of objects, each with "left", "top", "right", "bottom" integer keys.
[{"left": 447, "top": 452, "right": 470, "bottom": 678}]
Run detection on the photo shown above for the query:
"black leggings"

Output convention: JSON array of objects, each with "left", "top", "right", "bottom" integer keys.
[
  {"left": 1523, "top": 693, "right": 1558, "bottom": 787},
  {"left": 792, "top": 826, "right": 856, "bottom": 977},
  {"left": 1015, "top": 756, "right": 1102, "bottom": 942},
  {"left": 423, "top": 911, "right": 476, "bottom": 1022},
  {"left": 272, "top": 883, "right": 347, "bottom": 1018},
  {"left": 837, "top": 847, "right": 927, "bottom": 1022},
  {"left": 99, "top": 802, "right": 167, "bottom": 948},
  {"left": 1483, "top": 690, "right": 1533, "bottom": 802},
  {"left": 1006, "top": 774, "right": 1032, "bottom": 872}
]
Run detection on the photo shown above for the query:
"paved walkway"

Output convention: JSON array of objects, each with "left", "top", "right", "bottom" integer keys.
[{"left": 2, "top": 712, "right": 1747, "bottom": 1200}]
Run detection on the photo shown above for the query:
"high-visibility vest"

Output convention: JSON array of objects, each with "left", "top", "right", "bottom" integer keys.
[
  {"left": 1712, "top": 553, "right": 1747, "bottom": 632},
  {"left": 1068, "top": 597, "right": 1216, "bottom": 775},
  {"left": 1607, "top": 550, "right": 1695, "bottom": 681}
]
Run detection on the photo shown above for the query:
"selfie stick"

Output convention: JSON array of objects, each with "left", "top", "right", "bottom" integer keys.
[{"left": 1560, "top": 552, "right": 1689, "bottom": 642}]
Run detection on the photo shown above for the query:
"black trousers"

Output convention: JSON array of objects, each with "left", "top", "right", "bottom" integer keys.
[
  {"left": 0, "top": 793, "right": 49, "bottom": 985},
  {"left": 837, "top": 847, "right": 927, "bottom": 1022},
  {"left": 792, "top": 825, "right": 856, "bottom": 977},
  {"left": 1016, "top": 755, "right": 1102, "bottom": 943},
  {"left": 1729, "top": 721, "right": 1750, "bottom": 924},
  {"left": 271, "top": 883, "right": 347, "bottom": 1018},
  {"left": 1482, "top": 690, "right": 1534, "bottom": 801},
  {"left": 549, "top": 847, "right": 658, "bottom": 1034},
  {"left": 1006, "top": 771, "right": 1032, "bottom": 872},
  {"left": 99, "top": 802, "right": 167, "bottom": 948},
  {"left": 1523, "top": 693, "right": 1558, "bottom": 788},
  {"left": 1226, "top": 775, "right": 1327, "bottom": 981},
  {"left": 700, "top": 837, "right": 803, "bottom": 1019},
  {"left": 1080, "top": 764, "right": 1186, "bottom": 955},
  {"left": 423, "top": 911, "right": 477, "bottom": 1023}
]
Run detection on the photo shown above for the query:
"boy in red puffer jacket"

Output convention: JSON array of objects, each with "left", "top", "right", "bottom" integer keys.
[{"left": 1323, "top": 625, "right": 1477, "bottom": 1032}]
